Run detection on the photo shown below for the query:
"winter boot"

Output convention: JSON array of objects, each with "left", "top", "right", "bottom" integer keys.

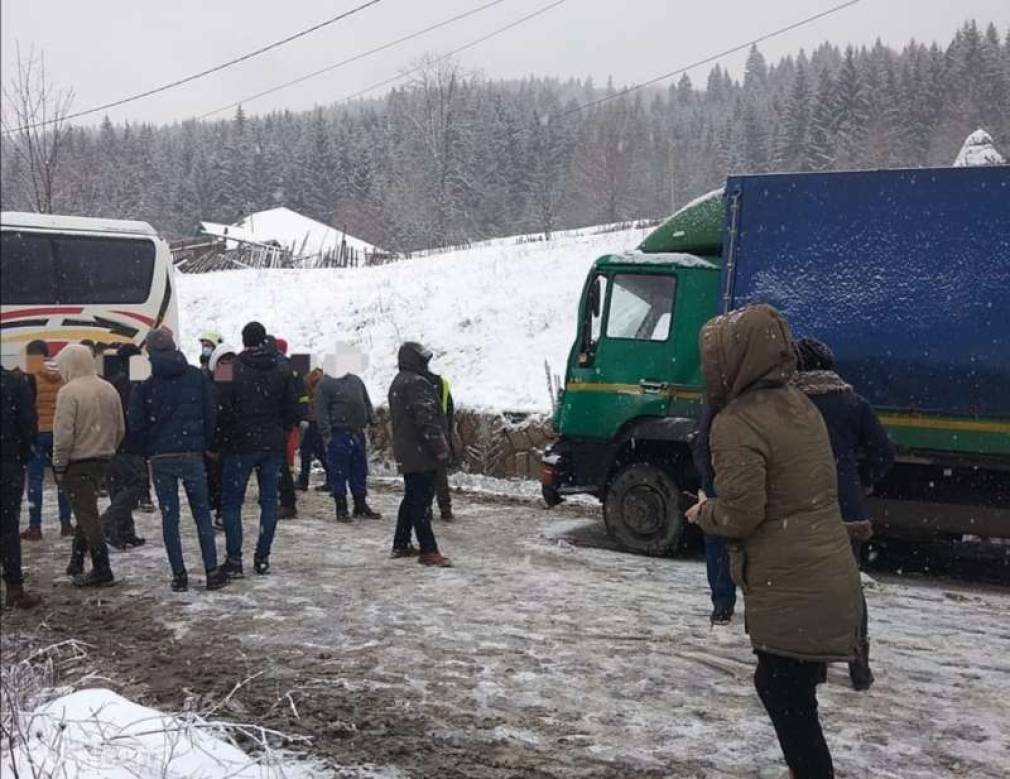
[
  {"left": 4, "top": 583, "right": 42, "bottom": 610},
  {"left": 66, "top": 535, "right": 87, "bottom": 577},
  {"left": 171, "top": 570, "right": 189, "bottom": 592},
  {"left": 75, "top": 545, "right": 115, "bottom": 587},
  {"left": 278, "top": 504, "right": 298, "bottom": 520},
  {"left": 205, "top": 567, "right": 229, "bottom": 591},
  {"left": 418, "top": 551, "right": 452, "bottom": 568},
  {"left": 137, "top": 497, "right": 156, "bottom": 513},
  {"left": 334, "top": 496, "right": 352, "bottom": 523},
  {"left": 314, "top": 483, "right": 332, "bottom": 493},
  {"left": 19, "top": 526, "right": 42, "bottom": 541},
  {"left": 439, "top": 508, "right": 455, "bottom": 521},
  {"left": 710, "top": 605, "right": 734, "bottom": 626},
  {"left": 254, "top": 556, "right": 270, "bottom": 575},
  {"left": 123, "top": 533, "right": 146, "bottom": 548},
  {"left": 220, "top": 558, "right": 244, "bottom": 579},
  {"left": 390, "top": 546, "right": 419, "bottom": 559},
  {"left": 849, "top": 639, "right": 874, "bottom": 691},
  {"left": 352, "top": 496, "right": 382, "bottom": 519}
]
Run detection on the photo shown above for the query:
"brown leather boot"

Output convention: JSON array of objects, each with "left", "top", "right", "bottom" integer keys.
[
  {"left": 19, "top": 526, "right": 42, "bottom": 541},
  {"left": 418, "top": 551, "right": 452, "bottom": 568},
  {"left": 4, "top": 583, "right": 42, "bottom": 610}
]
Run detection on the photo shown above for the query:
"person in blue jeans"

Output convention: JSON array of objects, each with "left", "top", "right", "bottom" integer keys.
[
  {"left": 22, "top": 340, "right": 73, "bottom": 539},
  {"left": 129, "top": 328, "right": 228, "bottom": 592},
  {"left": 213, "top": 322, "right": 301, "bottom": 577},
  {"left": 315, "top": 367, "right": 381, "bottom": 521},
  {"left": 691, "top": 403, "right": 737, "bottom": 625}
]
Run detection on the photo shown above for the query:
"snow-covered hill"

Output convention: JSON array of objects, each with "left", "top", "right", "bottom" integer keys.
[{"left": 177, "top": 224, "right": 655, "bottom": 413}]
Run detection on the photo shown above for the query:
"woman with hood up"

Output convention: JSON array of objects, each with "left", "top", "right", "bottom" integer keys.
[{"left": 686, "top": 304, "right": 862, "bottom": 779}]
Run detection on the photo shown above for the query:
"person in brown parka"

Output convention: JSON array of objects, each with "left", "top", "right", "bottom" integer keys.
[{"left": 686, "top": 304, "right": 862, "bottom": 779}]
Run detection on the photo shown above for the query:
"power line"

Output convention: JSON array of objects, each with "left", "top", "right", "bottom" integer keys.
[
  {"left": 198, "top": 0, "right": 515, "bottom": 119},
  {"left": 10, "top": 0, "right": 384, "bottom": 132},
  {"left": 339, "top": 0, "right": 568, "bottom": 104},
  {"left": 561, "top": 0, "right": 863, "bottom": 117}
]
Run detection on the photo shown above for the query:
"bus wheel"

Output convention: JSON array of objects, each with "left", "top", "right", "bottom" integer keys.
[{"left": 603, "top": 463, "right": 683, "bottom": 556}]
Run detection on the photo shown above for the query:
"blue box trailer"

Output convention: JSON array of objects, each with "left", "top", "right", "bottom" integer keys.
[{"left": 721, "top": 166, "right": 1010, "bottom": 538}]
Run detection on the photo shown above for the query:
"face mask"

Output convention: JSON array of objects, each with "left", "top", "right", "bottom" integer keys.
[{"left": 201, "top": 344, "right": 214, "bottom": 358}]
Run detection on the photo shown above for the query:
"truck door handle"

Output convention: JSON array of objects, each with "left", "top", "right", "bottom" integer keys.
[{"left": 639, "top": 380, "right": 669, "bottom": 394}]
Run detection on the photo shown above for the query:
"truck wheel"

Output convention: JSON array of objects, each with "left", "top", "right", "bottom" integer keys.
[{"left": 603, "top": 463, "right": 683, "bottom": 556}]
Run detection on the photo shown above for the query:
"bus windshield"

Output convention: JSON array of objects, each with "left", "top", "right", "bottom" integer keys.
[{"left": 1, "top": 230, "right": 156, "bottom": 305}]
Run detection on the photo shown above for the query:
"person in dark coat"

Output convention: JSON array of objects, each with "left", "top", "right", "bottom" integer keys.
[
  {"left": 129, "top": 328, "right": 227, "bottom": 592},
  {"left": 213, "top": 322, "right": 300, "bottom": 577},
  {"left": 690, "top": 402, "right": 737, "bottom": 625},
  {"left": 297, "top": 368, "right": 333, "bottom": 492},
  {"left": 272, "top": 337, "right": 307, "bottom": 520},
  {"left": 795, "top": 336, "right": 896, "bottom": 692},
  {"left": 426, "top": 370, "right": 458, "bottom": 521},
  {"left": 100, "top": 343, "right": 147, "bottom": 550},
  {"left": 316, "top": 363, "right": 381, "bottom": 521},
  {"left": 1, "top": 365, "right": 42, "bottom": 609},
  {"left": 388, "top": 342, "right": 452, "bottom": 567},
  {"left": 687, "top": 305, "right": 862, "bottom": 779}
]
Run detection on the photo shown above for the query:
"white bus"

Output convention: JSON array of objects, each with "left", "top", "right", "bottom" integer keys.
[{"left": 0, "top": 212, "right": 179, "bottom": 368}]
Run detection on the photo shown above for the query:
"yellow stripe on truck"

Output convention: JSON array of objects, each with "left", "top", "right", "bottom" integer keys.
[
  {"left": 1, "top": 330, "right": 135, "bottom": 344},
  {"left": 879, "top": 414, "right": 1010, "bottom": 435}
]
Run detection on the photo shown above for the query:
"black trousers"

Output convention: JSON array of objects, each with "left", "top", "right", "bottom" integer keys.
[
  {"left": 1, "top": 461, "right": 26, "bottom": 585},
  {"left": 278, "top": 462, "right": 296, "bottom": 509},
  {"left": 754, "top": 651, "right": 834, "bottom": 779},
  {"left": 205, "top": 454, "right": 222, "bottom": 514},
  {"left": 102, "top": 453, "right": 146, "bottom": 542},
  {"left": 297, "top": 422, "right": 331, "bottom": 487},
  {"left": 393, "top": 471, "right": 438, "bottom": 553}
]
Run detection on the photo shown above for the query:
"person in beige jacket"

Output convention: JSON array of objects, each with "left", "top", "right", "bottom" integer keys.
[
  {"left": 686, "top": 304, "right": 861, "bottom": 779},
  {"left": 52, "top": 344, "right": 125, "bottom": 587}
]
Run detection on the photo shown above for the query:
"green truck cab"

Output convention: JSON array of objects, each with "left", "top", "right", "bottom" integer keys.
[{"left": 542, "top": 169, "right": 1010, "bottom": 555}]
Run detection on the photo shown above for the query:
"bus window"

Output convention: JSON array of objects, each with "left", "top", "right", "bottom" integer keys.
[
  {"left": 0, "top": 231, "right": 58, "bottom": 303},
  {"left": 53, "top": 236, "right": 156, "bottom": 304}
]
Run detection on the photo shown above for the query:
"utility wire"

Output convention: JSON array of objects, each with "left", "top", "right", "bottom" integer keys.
[
  {"left": 561, "top": 0, "right": 863, "bottom": 116},
  {"left": 9, "top": 0, "right": 384, "bottom": 132},
  {"left": 198, "top": 0, "right": 514, "bottom": 119},
  {"left": 339, "top": 0, "right": 568, "bottom": 104}
]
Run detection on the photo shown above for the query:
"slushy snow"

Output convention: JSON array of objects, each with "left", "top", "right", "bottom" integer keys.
[{"left": 6, "top": 688, "right": 327, "bottom": 778}]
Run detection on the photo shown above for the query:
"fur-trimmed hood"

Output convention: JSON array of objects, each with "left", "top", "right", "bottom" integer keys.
[{"left": 793, "top": 369, "right": 852, "bottom": 396}]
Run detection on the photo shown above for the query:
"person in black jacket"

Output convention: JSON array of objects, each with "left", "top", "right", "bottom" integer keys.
[
  {"left": 213, "top": 322, "right": 300, "bottom": 577},
  {"left": 795, "top": 336, "right": 896, "bottom": 691},
  {"left": 129, "top": 328, "right": 227, "bottom": 592},
  {"left": 316, "top": 361, "right": 381, "bottom": 522},
  {"left": 388, "top": 342, "right": 452, "bottom": 567},
  {"left": 690, "top": 403, "right": 737, "bottom": 626},
  {"left": 1, "top": 365, "right": 42, "bottom": 609},
  {"left": 101, "top": 343, "right": 147, "bottom": 550}
]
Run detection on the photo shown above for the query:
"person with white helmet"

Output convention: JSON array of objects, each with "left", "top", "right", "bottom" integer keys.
[{"left": 198, "top": 331, "right": 224, "bottom": 378}]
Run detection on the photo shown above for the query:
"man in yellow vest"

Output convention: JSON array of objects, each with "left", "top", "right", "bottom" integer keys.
[{"left": 426, "top": 369, "right": 458, "bottom": 521}]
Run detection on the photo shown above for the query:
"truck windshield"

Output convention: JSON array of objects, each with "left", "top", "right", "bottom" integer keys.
[
  {"left": 1, "top": 230, "right": 157, "bottom": 305},
  {"left": 605, "top": 274, "right": 676, "bottom": 341}
]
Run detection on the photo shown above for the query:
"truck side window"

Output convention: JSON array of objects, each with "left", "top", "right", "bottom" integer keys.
[{"left": 605, "top": 274, "right": 676, "bottom": 342}]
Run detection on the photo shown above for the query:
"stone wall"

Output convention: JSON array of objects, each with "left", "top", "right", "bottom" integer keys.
[{"left": 370, "top": 408, "right": 554, "bottom": 480}]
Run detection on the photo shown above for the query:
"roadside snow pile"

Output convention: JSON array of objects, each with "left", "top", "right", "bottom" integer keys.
[
  {"left": 178, "top": 224, "right": 654, "bottom": 412},
  {"left": 953, "top": 128, "right": 1006, "bottom": 167},
  {"left": 6, "top": 688, "right": 327, "bottom": 778}
]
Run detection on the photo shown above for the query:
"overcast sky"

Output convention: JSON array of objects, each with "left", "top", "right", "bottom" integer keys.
[{"left": 2, "top": 0, "right": 1007, "bottom": 127}]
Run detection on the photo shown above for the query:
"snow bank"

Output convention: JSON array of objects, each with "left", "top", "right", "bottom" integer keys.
[
  {"left": 7, "top": 688, "right": 326, "bottom": 778},
  {"left": 178, "top": 225, "right": 654, "bottom": 413}
]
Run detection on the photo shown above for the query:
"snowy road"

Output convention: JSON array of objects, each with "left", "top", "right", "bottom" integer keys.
[{"left": 7, "top": 483, "right": 1010, "bottom": 778}]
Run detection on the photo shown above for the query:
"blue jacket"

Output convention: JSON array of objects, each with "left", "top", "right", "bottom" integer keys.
[
  {"left": 128, "top": 350, "right": 216, "bottom": 457},
  {"left": 795, "top": 370, "right": 896, "bottom": 521}
]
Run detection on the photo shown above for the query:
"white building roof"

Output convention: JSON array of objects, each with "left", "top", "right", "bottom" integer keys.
[{"left": 200, "top": 207, "right": 379, "bottom": 259}]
